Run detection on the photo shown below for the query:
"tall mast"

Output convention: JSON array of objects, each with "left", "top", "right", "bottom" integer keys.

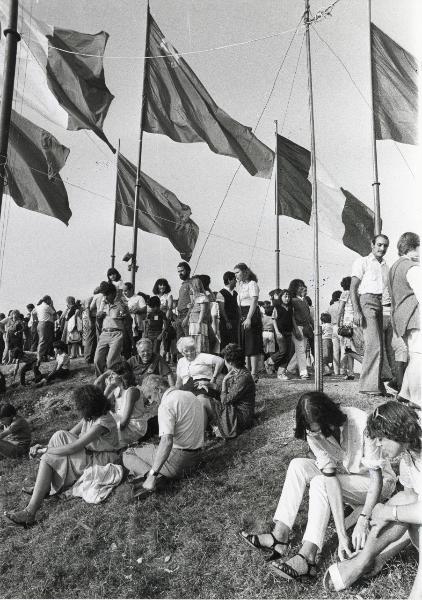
[
  {"left": 131, "top": 0, "right": 150, "bottom": 288},
  {"left": 304, "top": 0, "right": 322, "bottom": 392},
  {"left": 111, "top": 138, "right": 120, "bottom": 268},
  {"left": 0, "top": 0, "right": 20, "bottom": 221},
  {"left": 368, "top": 0, "right": 381, "bottom": 235},
  {"left": 274, "top": 120, "right": 280, "bottom": 289}
]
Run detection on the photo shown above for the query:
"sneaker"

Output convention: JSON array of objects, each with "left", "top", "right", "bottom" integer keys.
[
  {"left": 344, "top": 375, "right": 355, "bottom": 381},
  {"left": 277, "top": 373, "right": 289, "bottom": 381},
  {"left": 300, "top": 374, "right": 310, "bottom": 380}
]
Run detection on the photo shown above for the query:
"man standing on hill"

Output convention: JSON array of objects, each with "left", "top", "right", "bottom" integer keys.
[
  {"left": 350, "top": 234, "right": 390, "bottom": 396},
  {"left": 176, "top": 262, "right": 192, "bottom": 340}
]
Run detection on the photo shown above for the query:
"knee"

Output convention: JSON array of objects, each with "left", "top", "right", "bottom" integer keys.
[
  {"left": 309, "top": 474, "right": 327, "bottom": 495},
  {"left": 287, "top": 457, "right": 313, "bottom": 476},
  {"left": 48, "top": 429, "right": 71, "bottom": 446}
]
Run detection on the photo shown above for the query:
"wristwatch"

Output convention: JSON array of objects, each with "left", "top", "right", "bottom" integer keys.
[{"left": 149, "top": 469, "right": 159, "bottom": 477}]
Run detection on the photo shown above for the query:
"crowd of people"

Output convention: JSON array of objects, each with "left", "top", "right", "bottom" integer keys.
[{"left": 0, "top": 232, "right": 420, "bottom": 597}]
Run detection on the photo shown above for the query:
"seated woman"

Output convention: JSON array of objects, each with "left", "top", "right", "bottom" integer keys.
[
  {"left": 213, "top": 344, "right": 255, "bottom": 439},
  {"left": 240, "top": 391, "right": 396, "bottom": 582},
  {"left": 5, "top": 385, "right": 119, "bottom": 526},
  {"left": 175, "top": 336, "right": 224, "bottom": 398},
  {"left": 325, "top": 401, "right": 421, "bottom": 598},
  {"left": 127, "top": 338, "right": 174, "bottom": 387},
  {"left": 0, "top": 403, "right": 31, "bottom": 458}
]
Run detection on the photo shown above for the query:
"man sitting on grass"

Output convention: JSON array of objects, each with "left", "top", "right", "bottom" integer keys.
[{"left": 122, "top": 374, "right": 206, "bottom": 498}]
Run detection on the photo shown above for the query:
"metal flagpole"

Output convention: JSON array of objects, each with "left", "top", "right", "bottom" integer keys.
[
  {"left": 304, "top": 0, "right": 323, "bottom": 392},
  {"left": 131, "top": 0, "right": 150, "bottom": 288},
  {"left": 0, "top": 0, "right": 20, "bottom": 220},
  {"left": 274, "top": 120, "right": 280, "bottom": 289},
  {"left": 368, "top": 0, "right": 381, "bottom": 235},
  {"left": 111, "top": 138, "right": 120, "bottom": 268}
]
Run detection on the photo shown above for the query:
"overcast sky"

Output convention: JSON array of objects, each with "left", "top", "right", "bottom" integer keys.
[{"left": 0, "top": 0, "right": 419, "bottom": 313}]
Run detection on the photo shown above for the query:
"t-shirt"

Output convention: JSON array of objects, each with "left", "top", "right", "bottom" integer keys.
[
  {"left": 291, "top": 297, "right": 312, "bottom": 327},
  {"left": 145, "top": 310, "right": 166, "bottom": 336},
  {"left": 56, "top": 352, "right": 70, "bottom": 370},
  {"left": 81, "top": 412, "right": 119, "bottom": 452},
  {"left": 158, "top": 388, "right": 205, "bottom": 449},
  {"left": 176, "top": 353, "right": 224, "bottom": 385},
  {"left": 327, "top": 302, "right": 340, "bottom": 326},
  {"left": 399, "top": 451, "right": 422, "bottom": 496},
  {"left": 272, "top": 304, "right": 293, "bottom": 335},
  {"left": 321, "top": 323, "right": 333, "bottom": 339},
  {"left": 262, "top": 314, "right": 274, "bottom": 332},
  {"left": 237, "top": 281, "right": 259, "bottom": 306},
  {"left": 126, "top": 294, "right": 147, "bottom": 329},
  {"left": 1, "top": 416, "right": 31, "bottom": 448},
  {"left": 36, "top": 302, "right": 55, "bottom": 323},
  {"left": 177, "top": 280, "right": 192, "bottom": 317}
]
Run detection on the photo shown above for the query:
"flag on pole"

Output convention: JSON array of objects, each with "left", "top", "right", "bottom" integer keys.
[
  {"left": 0, "top": 1, "right": 115, "bottom": 152},
  {"left": 116, "top": 152, "right": 199, "bottom": 261},
  {"left": 371, "top": 23, "right": 418, "bottom": 145},
  {"left": 6, "top": 110, "right": 71, "bottom": 225},
  {"left": 143, "top": 14, "right": 274, "bottom": 178},
  {"left": 276, "top": 135, "right": 375, "bottom": 256}
]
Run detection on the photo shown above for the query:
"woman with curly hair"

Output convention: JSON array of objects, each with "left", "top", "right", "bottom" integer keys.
[
  {"left": 5, "top": 385, "right": 119, "bottom": 526},
  {"left": 213, "top": 343, "right": 255, "bottom": 438},
  {"left": 240, "top": 391, "right": 396, "bottom": 582},
  {"left": 325, "top": 401, "right": 421, "bottom": 598},
  {"left": 152, "top": 278, "right": 173, "bottom": 318}
]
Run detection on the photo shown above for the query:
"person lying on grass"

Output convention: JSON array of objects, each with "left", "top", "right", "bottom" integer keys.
[
  {"left": 240, "top": 391, "right": 396, "bottom": 582},
  {"left": 4, "top": 385, "right": 119, "bottom": 526},
  {"left": 0, "top": 403, "right": 31, "bottom": 458},
  {"left": 122, "top": 374, "right": 205, "bottom": 499},
  {"left": 95, "top": 361, "right": 156, "bottom": 448},
  {"left": 324, "top": 401, "right": 422, "bottom": 599}
]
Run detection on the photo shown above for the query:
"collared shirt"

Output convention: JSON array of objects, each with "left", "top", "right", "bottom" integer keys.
[
  {"left": 176, "top": 353, "right": 224, "bottom": 385},
  {"left": 101, "top": 298, "right": 130, "bottom": 330},
  {"left": 351, "top": 253, "right": 390, "bottom": 302},
  {"left": 35, "top": 302, "right": 55, "bottom": 323},
  {"left": 237, "top": 281, "right": 259, "bottom": 306},
  {"left": 158, "top": 387, "right": 205, "bottom": 450},
  {"left": 177, "top": 279, "right": 192, "bottom": 316},
  {"left": 90, "top": 293, "right": 103, "bottom": 317}
]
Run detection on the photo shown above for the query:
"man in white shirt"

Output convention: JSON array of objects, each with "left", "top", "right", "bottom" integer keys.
[
  {"left": 350, "top": 234, "right": 390, "bottom": 395},
  {"left": 123, "top": 282, "right": 147, "bottom": 351},
  {"left": 122, "top": 375, "right": 205, "bottom": 498}
]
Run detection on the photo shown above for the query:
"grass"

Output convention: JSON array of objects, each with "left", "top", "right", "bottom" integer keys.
[{"left": 0, "top": 361, "right": 417, "bottom": 598}]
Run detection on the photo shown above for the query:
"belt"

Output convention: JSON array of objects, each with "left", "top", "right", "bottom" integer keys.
[
  {"left": 177, "top": 447, "right": 202, "bottom": 453},
  {"left": 360, "top": 293, "right": 382, "bottom": 297},
  {"left": 383, "top": 303, "right": 391, "bottom": 307},
  {"left": 102, "top": 328, "right": 123, "bottom": 333}
]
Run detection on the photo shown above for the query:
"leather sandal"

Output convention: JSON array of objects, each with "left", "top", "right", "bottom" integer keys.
[
  {"left": 239, "top": 531, "right": 289, "bottom": 560},
  {"left": 4, "top": 508, "right": 36, "bottom": 528},
  {"left": 269, "top": 552, "right": 317, "bottom": 581}
]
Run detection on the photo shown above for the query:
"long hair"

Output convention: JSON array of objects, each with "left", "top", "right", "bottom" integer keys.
[
  {"left": 288, "top": 279, "right": 305, "bottom": 298},
  {"left": 107, "top": 267, "right": 121, "bottom": 282},
  {"left": 233, "top": 263, "right": 258, "bottom": 282},
  {"left": 73, "top": 385, "right": 112, "bottom": 421},
  {"left": 189, "top": 276, "right": 205, "bottom": 297},
  {"left": 152, "top": 278, "right": 171, "bottom": 295},
  {"left": 295, "top": 391, "right": 347, "bottom": 440},
  {"left": 366, "top": 401, "right": 421, "bottom": 452}
]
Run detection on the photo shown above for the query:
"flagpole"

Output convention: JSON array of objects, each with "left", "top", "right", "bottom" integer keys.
[
  {"left": 0, "top": 0, "right": 20, "bottom": 221},
  {"left": 304, "top": 0, "right": 322, "bottom": 392},
  {"left": 131, "top": 0, "right": 150, "bottom": 288},
  {"left": 111, "top": 138, "right": 120, "bottom": 268},
  {"left": 274, "top": 120, "right": 280, "bottom": 289},
  {"left": 368, "top": 0, "right": 381, "bottom": 235}
]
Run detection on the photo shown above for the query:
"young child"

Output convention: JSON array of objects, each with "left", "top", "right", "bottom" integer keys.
[
  {"left": 264, "top": 289, "right": 295, "bottom": 379},
  {"left": 0, "top": 403, "right": 31, "bottom": 458},
  {"left": 144, "top": 296, "right": 168, "bottom": 355},
  {"left": 37, "top": 341, "right": 70, "bottom": 386},
  {"left": 262, "top": 302, "right": 276, "bottom": 358},
  {"left": 321, "top": 312, "right": 333, "bottom": 375},
  {"left": 11, "top": 348, "right": 42, "bottom": 386},
  {"left": 162, "top": 315, "right": 177, "bottom": 364}
]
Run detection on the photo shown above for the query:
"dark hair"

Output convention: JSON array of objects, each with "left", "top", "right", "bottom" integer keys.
[
  {"left": 304, "top": 295, "right": 312, "bottom": 307},
  {"left": 94, "top": 281, "right": 108, "bottom": 295},
  {"left": 56, "top": 310, "right": 63, "bottom": 317},
  {"left": 124, "top": 281, "right": 134, "bottom": 291},
  {"left": 371, "top": 234, "right": 389, "bottom": 245},
  {"left": 397, "top": 232, "right": 420, "bottom": 257},
  {"left": 147, "top": 295, "right": 161, "bottom": 309},
  {"left": 233, "top": 263, "right": 258, "bottom": 282},
  {"left": 198, "top": 274, "right": 211, "bottom": 291},
  {"left": 73, "top": 385, "right": 111, "bottom": 421},
  {"left": 152, "top": 278, "right": 171, "bottom": 295},
  {"left": 295, "top": 392, "right": 347, "bottom": 440},
  {"left": 10, "top": 348, "right": 24, "bottom": 360},
  {"left": 138, "top": 292, "right": 150, "bottom": 302},
  {"left": 222, "top": 343, "right": 245, "bottom": 369},
  {"left": 53, "top": 340, "right": 67, "bottom": 353},
  {"left": 341, "top": 276, "right": 351, "bottom": 291},
  {"left": 111, "top": 361, "right": 136, "bottom": 389},
  {"left": 0, "top": 403, "right": 17, "bottom": 418},
  {"left": 366, "top": 401, "right": 421, "bottom": 452},
  {"left": 320, "top": 312, "right": 331, "bottom": 323},
  {"left": 223, "top": 271, "right": 236, "bottom": 285},
  {"left": 99, "top": 281, "right": 116, "bottom": 296},
  {"left": 26, "top": 304, "right": 35, "bottom": 311},
  {"left": 107, "top": 268, "right": 121, "bottom": 282},
  {"left": 41, "top": 295, "right": 52, "bottom": 304},
  {"left": 288, "top": 279, "right": 305, "bottom": 297},
  {"left": 0, "top": 371, "right": 5, "bottom": 394},
  {"left": 0, "top": 313, "right": 5, "bottom": 320},
  {"left": 330, "top": 290, "right": 342, "bottom": 305},
  {"left": 177, "top": 261, "right": 191, "bottom": 274}
]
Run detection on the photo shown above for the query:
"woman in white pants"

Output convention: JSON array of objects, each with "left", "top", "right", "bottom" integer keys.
[{"left": 240, "top": 391, "right": 396, "bottom": 582}]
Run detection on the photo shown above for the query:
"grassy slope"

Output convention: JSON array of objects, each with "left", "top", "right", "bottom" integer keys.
[{"left": 0, "top": 361, "right": 417, "bottom": 599}]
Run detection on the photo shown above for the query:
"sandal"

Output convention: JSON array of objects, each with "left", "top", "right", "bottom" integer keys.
[
  {"left": 239, "top": 531, "right": 289, "bottom": 561},
  {"left": 269, "top": 552, "right": 317, "bottom": 581},
  {"left": 4, "top": 508, "right": 36, "bottom": 528}
]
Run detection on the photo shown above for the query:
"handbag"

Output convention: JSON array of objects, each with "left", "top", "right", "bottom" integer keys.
[
  {"left": 68, "top": 329, "right": 81, "bottom": 343},
  {"left": 338, "top": 324, "right": 353, "bottom": 338}
]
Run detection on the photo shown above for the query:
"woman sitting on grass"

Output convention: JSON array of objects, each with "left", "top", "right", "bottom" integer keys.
[
  {"left": 5, "top": 385, "right": 119, "bottom": 527},
  {"left": 175, "top": 336, "right": 224, "bottom": 398},
  {"left": 0, "top": 403, "right": 31, "bottom": 458},
  {"left": 324, "top": 401, "right": 421, "bottom": 598},
  {"left": 240, "top": 391, "right": 396, "bottom": 582}
]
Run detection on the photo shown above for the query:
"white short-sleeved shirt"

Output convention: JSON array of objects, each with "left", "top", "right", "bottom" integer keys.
[
  {"left": 351, "top": 253, "right": 390, "bottom": 301},
  {"left": 307, "top": 406, "right": 396, "bottom": 485},
  {"left": 399, "top": 451, "right": 422, "bottom": 496},
  {"left": 158, "top": 388, "right": 205, "bottom": 449},
  {"left": 56, "top": 352, "right": 70, "bottom": 370},
  {"left": 322, "top": 323, "right": 333, "bottom": 340},
  {"left": 35, "top": 302, "right": 55, "bottom": 323},
  {"left": 237, "top": 281, "right": 259, "bottom": 306},
  {"left": 176, "top": 353, "right": 224, "bottom": 385}
]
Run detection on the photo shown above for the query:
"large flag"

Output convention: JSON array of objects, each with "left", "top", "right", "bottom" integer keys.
[
  {"left": 0, "top": 1, "right": 115, "bottom": 152},
  {"left": 143, "top": 14, "right": 274, "bottom": 178},
  {"left": 116, "top": 153, "right": 199, "bottom": 261},
  {"left": 5, "top": 110, "right": 72, "bottom": 225},
  {"left": 371, "top": 23, "right": 418, "bottom": 145},
  {"left": 276, "top": 135, "right": 375, "bottom": 256}
]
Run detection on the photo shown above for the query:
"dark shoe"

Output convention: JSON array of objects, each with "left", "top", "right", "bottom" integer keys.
[
  {"left": 239, "top": 531, "right": 289, "bottom": 561},
  {"left": 269, "top": 552, "right": 317, "bottom": 581},
  {"left": 4, "top": 508, "right": 36, "bottom": 527}
]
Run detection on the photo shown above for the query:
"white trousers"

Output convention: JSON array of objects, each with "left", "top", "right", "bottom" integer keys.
[
  {"left": 273, "top": 458, "right": 394, "bottom": 550},
  {"left": 400, "top": 329, "right": 422, "bottom": 407},
  {"left": 288, "top": 327, "right": 308, "bottom": 377}
]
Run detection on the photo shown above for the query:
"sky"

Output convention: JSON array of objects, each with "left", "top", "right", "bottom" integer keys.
[{"left": 0, "top": 0, "right": 419, "bottom": 313}]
